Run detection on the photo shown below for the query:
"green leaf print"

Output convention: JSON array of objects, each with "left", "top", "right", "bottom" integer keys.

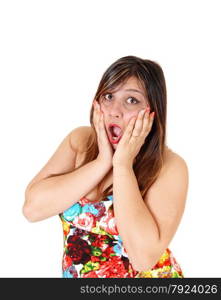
[
  {"left": 100, "top": 256, "right": 107, "bottom": 261},
  {"left": 91, "top": 246, "right": 102, "bottom": 256},
  {"left": 92, "top": 223, "right": 114, "bottom": 238},
  {"left": 80, "top": 261, "right": 100, "bottom": 274},
  {"left": 172, "top": 271, "right": 179, "bottom": 278}
]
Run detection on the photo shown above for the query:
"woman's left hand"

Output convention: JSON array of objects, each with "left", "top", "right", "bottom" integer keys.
[{"left": 112, "top": 108, "right": 155, "bottom": 167}]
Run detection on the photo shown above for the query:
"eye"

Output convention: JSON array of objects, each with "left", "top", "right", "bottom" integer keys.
[
  {"left": 103, "top": 93, "right": 112, "bottom": 101},
  {"left": 103, "top": 93, "right": 140, "bottom": 105},
  {"left": 127, "top": 97, "right": 140, "bottom": 104}
]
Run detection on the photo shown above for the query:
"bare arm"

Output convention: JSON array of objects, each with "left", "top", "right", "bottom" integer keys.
[
  {"left": 24, "top": 159, "right": 111, "bottom": 222},
  {"left": 23, "top": 126, "right": 112, "bottom": 222},
  {"left": 112, "top": 154, "right": 188, "bottom": 272}
]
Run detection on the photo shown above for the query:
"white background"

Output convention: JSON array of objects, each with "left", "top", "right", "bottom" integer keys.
[{"left": 0, "top": 0, "right": 220, "bottom": 277}]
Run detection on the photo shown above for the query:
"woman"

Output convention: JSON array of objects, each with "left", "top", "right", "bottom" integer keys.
[{"left": 23, "top": 55, "right": 189, "bottom": 278}]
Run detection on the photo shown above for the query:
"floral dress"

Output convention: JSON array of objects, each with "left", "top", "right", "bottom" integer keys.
[{"left": 59, "top": 195, "right": 184, "bottom": 278}]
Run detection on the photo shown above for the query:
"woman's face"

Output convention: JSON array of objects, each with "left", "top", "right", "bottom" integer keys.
[{"left": 98, "top": 76, "right": 150, "bottom": 149}]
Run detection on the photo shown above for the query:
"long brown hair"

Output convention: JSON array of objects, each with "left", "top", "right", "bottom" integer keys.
[{"left": 75, "top": 55, "right": 168, "bottom": 201}]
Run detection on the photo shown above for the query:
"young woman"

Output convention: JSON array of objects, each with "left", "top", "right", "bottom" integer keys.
[{"left": 23, "top": 55, "right": 189, "bottom": 278}]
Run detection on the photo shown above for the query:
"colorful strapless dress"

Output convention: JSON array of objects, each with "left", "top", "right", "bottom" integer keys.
[{"left": 59, "top": 195, "right": 184, "bottom": 278}]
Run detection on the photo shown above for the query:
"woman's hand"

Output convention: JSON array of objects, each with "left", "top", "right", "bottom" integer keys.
[
  {"left": 112, "top": 107, "right": 155, "bottom": 168},
  {"left": 93, "top": 100, "right": 114, "bottom": 168}
]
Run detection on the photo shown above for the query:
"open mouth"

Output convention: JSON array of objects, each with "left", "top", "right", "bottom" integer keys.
[{"left": 108, "top": 124, "right": 123, "bottom": 144}]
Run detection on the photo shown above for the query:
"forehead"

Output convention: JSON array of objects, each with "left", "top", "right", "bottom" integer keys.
[
  {"left": 122, "top": 76, "right": 143, "bottom": 88},
  {"left": 112, "top": 76, "right": 146, "bottom": 96}
]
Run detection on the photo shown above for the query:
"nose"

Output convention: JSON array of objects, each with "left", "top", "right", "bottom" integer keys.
[{"left": 108, "top": 101, "right": 124, "bottom": 118}]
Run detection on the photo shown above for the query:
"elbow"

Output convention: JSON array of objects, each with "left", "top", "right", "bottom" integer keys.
[
  {"left": 23, "top": 189, "right": 41, "bottom": 222},
  {"left": 130, "top": 251, "right": 159, "bottom": 272},
  {"left": 127, "top": 239, "right": 160, "bottom": 272},
  {"left": 22, "top": 204, "right": 39, "bottom": 222},
  {"left": 131, "top": 260, "right": 156, "bottom": 273}
]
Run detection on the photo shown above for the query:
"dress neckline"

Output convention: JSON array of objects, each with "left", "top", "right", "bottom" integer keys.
[{"left": 80, "top": 195, "right": 113, "bottom": 203}]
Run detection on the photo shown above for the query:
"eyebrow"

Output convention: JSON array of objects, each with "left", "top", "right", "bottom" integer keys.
[{"left": 124, "top": 89, "right": 145, "bottom": 97}]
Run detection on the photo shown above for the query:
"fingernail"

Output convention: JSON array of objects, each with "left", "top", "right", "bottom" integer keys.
[
  {"left": 146, "top": 107, "right": 150, "bottom": 112},
  {"left": 152, "top": 112, "right": 155, "bottom": 117}
]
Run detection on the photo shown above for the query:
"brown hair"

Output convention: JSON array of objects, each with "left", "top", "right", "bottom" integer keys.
[{"left": 75, "top": 55, "right": 168, "bottom": 201}]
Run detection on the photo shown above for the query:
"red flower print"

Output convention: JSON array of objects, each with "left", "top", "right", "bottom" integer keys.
[
  {"left": 67, "top": 235, "right": 78, "bottom": 243},
  {"left": 79, "top": 197, "right": 91, "bottom": 205},
  {"left": 82, "top": 271, "right": 98, "bottom": 278},
  {"left": 170, "top": 252, "right": 182, "bottom": 273},
  {"left": 96, "top": 256, "right": 127, "bottom": 278},
  {"left": 72, "top": 212, "right": 96, "bottom": 231},
  {"left": 72, "top": 227, "right": 90, "bottom": 237},
  {"left": 151, "top": 249, "right": 170, "bottom": 269},
  {"left": 102, "top": 246, "right": 115, "bottom": 259},
  {"left": 67, "top": 236, "right": 91, "bottom": 265},
  {"left": 62, "top": 255, "right": 73, "bottom": 271},
  {"left": 91, "top": 234, "right": 110, "bottom": 251},
  {"left": 91, "top": 202, "right": 106, "bottom": 220},
  {"left": 99, "top": 209, "right": 119, "bottom": 235},
  {"left": 91, "top": 256, "right": 101, "bottom": 263}
]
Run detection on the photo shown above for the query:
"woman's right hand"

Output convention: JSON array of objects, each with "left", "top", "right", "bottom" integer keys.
[{"left": 93, "top": 99, "right": 114, "bottom": 168}]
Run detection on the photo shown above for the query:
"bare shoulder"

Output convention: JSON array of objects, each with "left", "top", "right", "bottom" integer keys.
[
  {"left": 146, "top": 147, "right": 189, "bottom": 202},
  {"left": 163, "top": 147, "right": 189, "bottom": 177},
  {"left": 70, "top": 126, "right": 93, "bottom": 153}
]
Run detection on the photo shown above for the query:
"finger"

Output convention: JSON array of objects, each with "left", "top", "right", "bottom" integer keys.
[
  {"left": 133, "top": 109, "right": 146, "bottom": 136},
  {"left": 148, "top": 111, "right": 155, "bottom": 130},
  {"left": 93, "top": 101, "right": 101, "bottom": 124},
  {"left": 121, "top": 115, "right": 137, "bottom": 141},
  {"left": 98, "top": 111, "right": 104, "bottom": 131},
  {"left": 142, "top": 111, "right": 155, "bottom": 135},
  {"left": 99, "top": 112, "right": 109, "bottom": 143},
  {"left": 93, "top": 101, "right": 101, "bottom": 136},
  {"left": 142, "top": 108, "right": 151, "bottom": 131}
]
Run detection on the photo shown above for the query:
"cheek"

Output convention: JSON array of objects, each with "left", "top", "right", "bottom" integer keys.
[
  {"left": 100, "top": 103, "right": 106, "bottom": 114},
  {"left": 122, "top": 113, "right": 137, "bottom": 128},
  {"left": 127, "top": 112, "right": 138, "bottom": 121}
]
